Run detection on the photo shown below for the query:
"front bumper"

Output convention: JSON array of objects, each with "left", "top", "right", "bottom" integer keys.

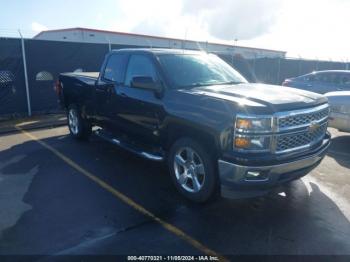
[{"left": 219, "top": 133, "right": 331, "bottom": 199}]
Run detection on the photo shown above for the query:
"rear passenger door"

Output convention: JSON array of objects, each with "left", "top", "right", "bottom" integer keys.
[{"left": 95, "top": 53, "right": 128, "bottom": 128}]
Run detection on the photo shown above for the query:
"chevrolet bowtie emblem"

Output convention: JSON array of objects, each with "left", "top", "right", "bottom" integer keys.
[{"left": 308, "top": 121, "right": 320, "bottom": 133}]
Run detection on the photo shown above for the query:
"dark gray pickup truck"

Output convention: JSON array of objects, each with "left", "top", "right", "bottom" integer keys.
[{"left": 56, "top": 48, "right": 331, "bottom": 202}]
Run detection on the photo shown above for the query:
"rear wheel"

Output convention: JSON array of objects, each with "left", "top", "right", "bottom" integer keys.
[
  {"left": 67, "top": 104, "right": 91, "bottom": 140},
  {"left": 168, "top": 138, "right": 218, "bottom": 203}
]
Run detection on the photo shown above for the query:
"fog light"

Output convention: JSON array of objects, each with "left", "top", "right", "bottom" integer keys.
[
  {"left": 246, "top": 171, "right": 268, "bottom": 181},
  {"left": 234, "top": 137, "right": 251, "bottom": 148},
  {"left": 247, "top": 171, "right": 261, "bottom": 178}
]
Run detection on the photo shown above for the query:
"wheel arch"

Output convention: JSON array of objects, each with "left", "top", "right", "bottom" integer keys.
[{"left": 163, "top": 121, "right": 221, "bottom": 160}]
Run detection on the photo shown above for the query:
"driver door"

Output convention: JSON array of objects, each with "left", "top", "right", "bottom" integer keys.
[{"left": 114, "top": 54, "right": 164, "bottom": 146}]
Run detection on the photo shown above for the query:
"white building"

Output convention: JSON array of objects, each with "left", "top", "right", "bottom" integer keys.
[{"left": 34, "top": 27, "right": 286, "bottom": 59}]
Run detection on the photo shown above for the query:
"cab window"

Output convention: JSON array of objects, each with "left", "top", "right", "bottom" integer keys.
[
  {"left": 103, "top": 54, "right": 127, "bottom": 83},
  {"left": 124, "top": 55, "right": 158, "bottom": 86}
]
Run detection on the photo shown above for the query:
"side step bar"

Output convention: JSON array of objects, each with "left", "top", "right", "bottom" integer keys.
[{"left": 94, "top": 129, "right": 164, "bottom": 162}]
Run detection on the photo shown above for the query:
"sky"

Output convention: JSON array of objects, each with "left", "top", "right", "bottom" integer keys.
[{"left": 1, "top": 0, "right": 350, "bottom": 60}]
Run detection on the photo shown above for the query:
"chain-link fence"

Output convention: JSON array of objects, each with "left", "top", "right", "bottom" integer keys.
[
  {"left": 0, "top": 38, "right": 139, "bottom": 119},
  {"left": 1, "top": 37, "right": 349, "bottom": 120},
  {"left": 218, "top": 54, "right": 349, "bottom": 85}
]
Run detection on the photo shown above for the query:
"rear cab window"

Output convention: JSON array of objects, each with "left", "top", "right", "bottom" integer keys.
[{"left": 103, "top": 54, "right": 128, "bottom": 84}]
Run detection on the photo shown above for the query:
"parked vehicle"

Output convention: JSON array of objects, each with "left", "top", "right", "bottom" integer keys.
[
  {"left": 325, "top": 91, "right": 350, "bottom": 133},
  {"left": 282, "top": 70, "right": 350, "bottom": 94},
  {"left": 56, "top": 49, "right": 331, "bottom": 202}
]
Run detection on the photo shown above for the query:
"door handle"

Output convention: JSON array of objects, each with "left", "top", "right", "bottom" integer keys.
[{"left": 106, "top": 87, "right": 114, "bottom": 94}]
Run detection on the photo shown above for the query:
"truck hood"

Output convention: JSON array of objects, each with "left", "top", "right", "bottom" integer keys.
[{"left": 183, "top": 83, "right": 327, "bottom": 113}]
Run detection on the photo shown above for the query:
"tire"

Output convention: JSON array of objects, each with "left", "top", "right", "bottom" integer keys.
[
  {"left": 168, "top": 137, "right": 218, "bottom": 203},
  {"left": 67, "top": 104, "right": 91, "bottom": 140}
]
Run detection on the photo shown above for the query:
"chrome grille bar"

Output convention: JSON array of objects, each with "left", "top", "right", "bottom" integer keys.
[
  {"left": 275, "top": 122, "right": 328, "bottom": 153},
  {"left": 276, "top": 103, "right": 330, "bottom": 131},
  {"left": 273, "top": 104, "right": 329, "bottom": 154}
]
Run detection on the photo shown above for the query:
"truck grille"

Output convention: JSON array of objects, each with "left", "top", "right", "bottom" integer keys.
[
  {"left": 278, "top": 106, "right": 329, "bottom": 130},
  {"left": 233, "top": 103, "right": 329, "bottom": 154},
  {"left": 276, "top": 122, "right": 328, "bottom": 153}
]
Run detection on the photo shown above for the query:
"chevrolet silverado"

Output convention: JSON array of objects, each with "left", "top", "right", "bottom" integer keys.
[{"left": 56, "top": 49, "right": 331, "bottom": 202}]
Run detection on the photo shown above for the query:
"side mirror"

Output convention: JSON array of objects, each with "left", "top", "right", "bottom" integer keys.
[{"left": 131, "top": 76, "right": 162, "bottom": 92}]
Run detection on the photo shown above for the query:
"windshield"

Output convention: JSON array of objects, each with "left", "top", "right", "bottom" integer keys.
[{"left": 157, "top": 53, "right": 247, "bottom": 89}]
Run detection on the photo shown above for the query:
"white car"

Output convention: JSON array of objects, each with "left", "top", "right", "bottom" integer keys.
[{"left": 325, "top": 91, "right": 350, "bottom": 132}]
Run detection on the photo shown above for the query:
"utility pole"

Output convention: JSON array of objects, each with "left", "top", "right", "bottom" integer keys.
[{"left": 18, "top": 29, "right": 31, "bottom": 116}]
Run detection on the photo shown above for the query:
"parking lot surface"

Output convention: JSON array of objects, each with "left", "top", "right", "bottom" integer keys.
[{"left": 0, "top": 126, "right": 350, "bottom": 259}]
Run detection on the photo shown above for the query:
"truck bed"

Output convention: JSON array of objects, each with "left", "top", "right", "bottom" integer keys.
[
  {"left": 61, "top": 72, "right": 99, "bottom": 80},
  {"left": 58, "top": 72, "right": 100, "bottom": 107}
]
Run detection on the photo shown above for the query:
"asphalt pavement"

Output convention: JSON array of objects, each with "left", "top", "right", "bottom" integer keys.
[{"left": 0, "top": 126, "right": 349, "bottom": 261}]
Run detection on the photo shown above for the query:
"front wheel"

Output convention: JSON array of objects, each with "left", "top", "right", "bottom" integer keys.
[
  {"left": 168, "top": 138, "right": 218, "bottom": 203},
  {"left": 67, "top": 104, "right": 91, "bottom": 140}
]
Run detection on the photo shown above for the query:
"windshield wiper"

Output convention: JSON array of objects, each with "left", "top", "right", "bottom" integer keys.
[
  {"left": 215, "top": 81, "right": 245, "bottom": 85},
  {"left": 180, "top": 81, "right": 244, "bottom": 89},
  {"left": 181, "top": 82, "right": 216, "bottom": 88}
]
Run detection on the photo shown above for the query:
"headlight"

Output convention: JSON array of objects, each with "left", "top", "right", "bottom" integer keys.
[
  {"left": 234, "top": 135, "right": 271, "bottom": 152},
  {"left": 234, "top": 115, "right": 273, "bottom": 152},
  {"left": 235, "top": 116, "right": 272, "bottom": 132}
]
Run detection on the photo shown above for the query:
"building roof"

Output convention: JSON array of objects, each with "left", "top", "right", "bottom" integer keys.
[
  {"left": 111, "top": 48, "right": 204, "bottom": 55},
  {"left": 34, "top": 27, "right": 286, "bottom": 54}
]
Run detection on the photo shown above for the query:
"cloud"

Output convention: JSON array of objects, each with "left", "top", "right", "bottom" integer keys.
[
  {"left": 182, "top": 0, "right": 282, "bottom": 41},
  {"left": 111, "top": 0, "right": 281, "bottom": 42},
  {"left": 239, "top": 0, "right": 350, "bottom": 60},
  {"left": 107, "top": 0, "right": 350, "bottom": 59},
  {"left": 31, "top": 22, "right": 48, "bottom": 32},
  {"left": 132, "top": 20, "right": 167, "bottom": 38},
  {"left": 111, "top": 0, "right": 189, "bottom": 38}
]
